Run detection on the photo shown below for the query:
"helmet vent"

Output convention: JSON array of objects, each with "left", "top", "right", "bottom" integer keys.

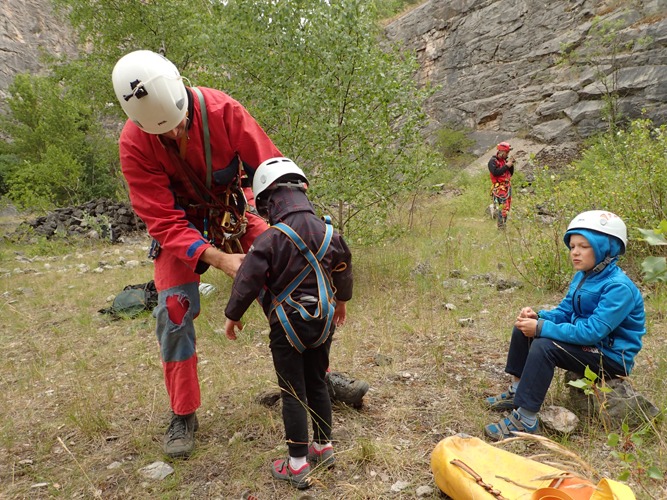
[{"left": 175, "top": 97, "right": 185, "bottom": 110}]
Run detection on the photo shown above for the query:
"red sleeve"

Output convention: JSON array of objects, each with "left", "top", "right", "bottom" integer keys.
[{"left": 119, "top": 123, "right": 212, "bottom": 270}]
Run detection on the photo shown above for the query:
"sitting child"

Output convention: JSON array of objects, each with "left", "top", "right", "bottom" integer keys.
[
  {"left": 224, "top": 157, "right": 353, "bottom": 489},
  {"left": 484, "top": 210, "right": 646, "bottom": 440}
]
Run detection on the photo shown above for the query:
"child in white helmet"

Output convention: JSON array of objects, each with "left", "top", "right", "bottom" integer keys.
[
  {"left": 484, "top": 210, "right": 645, "bottom": 440},
  {"left": 224, "top": 158, "right": 353, "bottom": 489}
]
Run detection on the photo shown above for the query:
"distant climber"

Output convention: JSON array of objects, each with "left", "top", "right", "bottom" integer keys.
[{"left": 488, "top": 142, "right": 515, "bottom": 229}]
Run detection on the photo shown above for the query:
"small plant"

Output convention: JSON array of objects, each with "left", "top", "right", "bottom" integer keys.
[
  {"left": 80, "top": 213, "right": 113, "bottom": 240},
  {"left": 434, "top": 125, "right": 475, "bottom": 168},
  {"left": 637, "top": 220, "right": 667, "bottom": 283},
  {"left": 607, "top": 423, "right": 664, "bottom": 487},
  {"left": 568, "top": 366, "right": 613, "bottom": 432},
  {"left": 567, "top": 366, "right": 610, "bottom": 396},
  {"left": 355, "top": 437, "right": 379, "bottom": 464}
]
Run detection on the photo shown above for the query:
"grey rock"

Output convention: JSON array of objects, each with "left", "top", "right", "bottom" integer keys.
[
  {"left": 386, "top": 0, "right": 667, "bottom": 146},
  {"left": 139, "top": 461, "right": 174, "bottom": 480},
  {"left": 390, "top": 480, "right": 410, "bottom": 492},
  {"left": 374, "top": 353, "right": 393, "bottom": 366},
  {"left": 11, "top": 199, "right": 145, "bottom": 242},
  {"left": 565, "top": 371, "right": 661, "bottom": 427},
  {"left": 540, "top": 405, "right": 579, "bottom": 434},
  {"left": 416, "top": 485, "right": 434, "bottom": 497},
  {"left": 0, "top": 0, "right": 77, "bottom": 97}
]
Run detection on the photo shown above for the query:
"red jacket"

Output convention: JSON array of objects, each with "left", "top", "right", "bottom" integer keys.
[
  {"left": 119, "top": 87, "right": 281, "bottom": 272},
  {"left": 488, "top": 155, "right": 514, "bottom": 185}
]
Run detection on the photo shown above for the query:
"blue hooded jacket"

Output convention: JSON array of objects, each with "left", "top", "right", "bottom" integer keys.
[{"left": 536, "top": 229, "right": 645, "bottom": 374}]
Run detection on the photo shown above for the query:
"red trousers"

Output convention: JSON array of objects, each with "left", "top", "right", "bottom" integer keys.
[{"left": 154, "top": 211, "right": 268, "bottom": 415}]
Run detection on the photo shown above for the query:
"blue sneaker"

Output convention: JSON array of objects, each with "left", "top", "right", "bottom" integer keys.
[
  {"left": 484, "top": 390, "right": 516, "bottom": 411},
  {"left": 484, "top": 410, "right": 539, "bottom": 441}
]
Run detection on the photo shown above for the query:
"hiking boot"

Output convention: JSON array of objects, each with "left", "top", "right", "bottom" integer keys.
[
  {"left": 270, "top": 458, "right": 312, "bottom": 489},
  {"left": 326, "top": 371, "right": 369, "bottom": 407},
  {"left": 163, "top": 412, "right": 198, "bottom": 458},
  {"left": 307, "top": 442, "right": 335, "bottom": 469}
]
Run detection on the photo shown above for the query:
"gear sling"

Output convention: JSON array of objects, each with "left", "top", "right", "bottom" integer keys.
[
  {"left": 266, "top": 217, "right": 336, "bottom": 353},
  {"left": 148, "top": 87, "right": 250, "bottom": 259}
]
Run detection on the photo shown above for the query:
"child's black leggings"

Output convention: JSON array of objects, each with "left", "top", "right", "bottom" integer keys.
[{"left": 269, "top": 316, "right": 334, "bottom": 458}]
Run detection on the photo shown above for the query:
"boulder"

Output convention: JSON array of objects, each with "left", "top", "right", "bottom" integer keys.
[{"left": 564, "top": 371, "right": 661, "bottom": 428}]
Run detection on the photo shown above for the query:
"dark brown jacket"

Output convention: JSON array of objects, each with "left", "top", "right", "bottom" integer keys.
[{"left": 224, "top": 187, "right": 353, "bottom": 324}]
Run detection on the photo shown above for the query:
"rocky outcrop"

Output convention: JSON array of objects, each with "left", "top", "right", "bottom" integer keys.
[
  {"left": 2, "top": 0, "right": 666, "bottom": 150},
  {"left": 0, "top": 0, "right": 77, "bottom": 99},
  {"left": 12, "top": 199, "right": 146, "bottom": 242},
  {"left": 386, "top": 0, "right": 667, "bottom": 144}
]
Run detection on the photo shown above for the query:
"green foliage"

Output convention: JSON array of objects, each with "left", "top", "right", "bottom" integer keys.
[
  {"left": 8, "top": 145, "right": 83, "bottom": 210},
  {"left": 213, "top": 0, "right": 438, "bottom": 240},
  {"left": 637, "top": 221, "right": 667, "bottom": 283},
  {"left": 51, "top": 0, "right": 214, "bottom": 104},
  {"left": 568, "top": 366, "right": 612, "bottom": 397},
  {"left": 434, "top": 125, "right": 475, "bottom": 168},
  {"left": 52, "top": 0, "right": 439, "bottom": 241},
  {"left": 568, "top": 366, "right": 613, "bottom": 434},
  {"left": 505, "top": 204, "right": 572, "bottom": 291},
  {"left": 526, "top": 119, "right": 667, "bottom": 280},
  {"left": 0, "top": 73, "right": 121, "bottom": 209},
  {"left": 373, "top": 0, "right": 424, "bottom": 21},
  {"left": 608, "top": 423, "right": 665, "bottom": 483},
  {"left": 513, "top": 127, "right": 666, "bottom": 287}
]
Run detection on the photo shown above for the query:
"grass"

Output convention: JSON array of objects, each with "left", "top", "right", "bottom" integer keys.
[{"left": 1, "top": 175, "right": 666, "bottom": 499}]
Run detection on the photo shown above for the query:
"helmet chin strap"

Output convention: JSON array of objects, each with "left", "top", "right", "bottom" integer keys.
[{"left": 589, "top": 255, "right": 615, "bottom": 274}]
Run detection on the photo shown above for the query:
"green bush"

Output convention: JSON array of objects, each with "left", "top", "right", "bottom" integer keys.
[
  {"left": 485, "top": 118, "right": 667, "bottom": 289},
  {"left": 541, "top": 119, "right": 666, "bottom": 228},
  {"left": 0, "top": 73, "right": 122, "bottom": 210},
  {"left": 520, "top": 119, "right": 667, "bottom": 285}
]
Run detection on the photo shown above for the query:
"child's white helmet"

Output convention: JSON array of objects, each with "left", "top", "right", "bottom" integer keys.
[
  {"left": 564, "top": 210, "right": 627, "bottom": 254},
  {"left": 112, "top": 50, "right": 188, "bottom": 135},
  {"left": 253, "top": 157, "right": 308, "bottom": 201}
]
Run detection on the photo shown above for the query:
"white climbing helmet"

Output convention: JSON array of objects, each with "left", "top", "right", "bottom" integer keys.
[
  {"left": 253, "top": 157, "right": 308, "bottom": 201},
  {"left": 111, "top": 50, "right": 188, "bottom": 135},
  {"left": 564, "top": 210, "right": 628, "bottom": 254}
]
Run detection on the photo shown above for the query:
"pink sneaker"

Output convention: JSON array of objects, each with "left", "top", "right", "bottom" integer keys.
[
  {"left": 270, "top": 458, "right": 312, "bottom": 489},
  {"left": 307, "top": 442, "right": 335, "bottom": 468}
]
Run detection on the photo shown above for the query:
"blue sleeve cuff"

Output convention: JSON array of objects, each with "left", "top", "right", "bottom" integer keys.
[{"left": 187, "top": 239, "right": 207, "bottom": 258}]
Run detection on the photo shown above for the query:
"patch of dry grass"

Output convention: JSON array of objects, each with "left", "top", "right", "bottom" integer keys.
[{"left": 1, "top": 187, "right": 665, "bottom": 499}]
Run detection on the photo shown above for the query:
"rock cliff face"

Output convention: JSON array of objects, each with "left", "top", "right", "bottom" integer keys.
[
  {"left": 1, "top": 0, "right": 665, "bottom": 149},
  {"left": 385, "top": 0, "right": 667, "bottom": 145},
  {"left": 0, "top": 0, "right": 76, "bottom": 99}
]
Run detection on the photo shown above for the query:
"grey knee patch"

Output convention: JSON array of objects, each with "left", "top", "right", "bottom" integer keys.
[{"left": 154, "top": 283, "right": 200, "bottom": 362}]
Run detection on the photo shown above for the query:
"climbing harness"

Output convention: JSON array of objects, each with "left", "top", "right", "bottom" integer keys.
[
  {"left": 491, "top": 180, "right": 512, "bottom": 226},
  {"left": 267, "top": 217, "right": 337, "bottom": 353},
  {"left": 165, "top": 87, "right": 249, "bottom": 254}
]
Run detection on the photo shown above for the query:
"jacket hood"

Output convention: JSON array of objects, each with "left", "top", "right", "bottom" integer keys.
[
  {"left": 565, "top": 228, "right": 623, "bottom": 266},
  {"left": 266, "top": 186, "right": 316, "bottom": 224}
]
